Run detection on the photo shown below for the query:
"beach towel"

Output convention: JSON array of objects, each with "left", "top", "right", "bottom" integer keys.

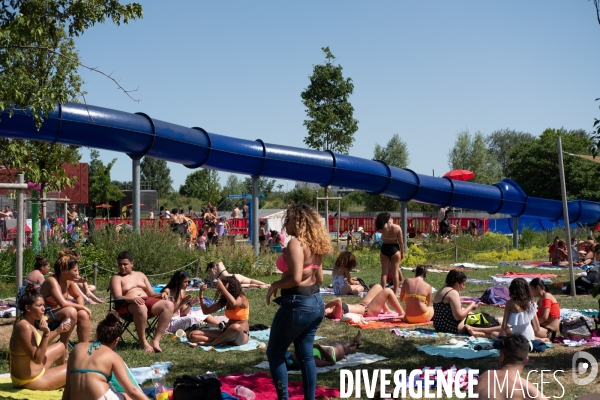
[
  {"left": 254, "top": 352, "right": 387, "bottom": 374},
  {"left": 249, "top": 329, "right": 324, "bottom": 342},
  {"left": 480, "top": 286, "right": 510, "bottom": 306},
  {"left": 451, "top": 263, "right": 497, "bottom": 269},
  {"left": 347, "top": 318, "right": 432, "bottom": 330},
  {"left": 466, "top": 279, "right": 494, "bottom": 285},
  {"left": 417, "top": 339, "right": 499, "bottom": 359},
  {"left": 492, "top": 276, "right": 552, "bottom": 285},
  {"left": 219, "top": 372, "right": 340, "bottom": 399},
  {"left": 396, "top": 365, "right": 478, "bottom": 391},
  {"left": 189, "top": 338, "right": 266, "bottom": 352},
  {"left": 129, "top": 362, "right": 173, "bottom": 385},
  {"left": 500, "top": 271, "right": 560, "bottom": 279},
  {"left": 390, "top": 328, "right": 469, "bottom": 339},
  {"left": 0, "top": 375, "right": 63, "bottom": 400}
]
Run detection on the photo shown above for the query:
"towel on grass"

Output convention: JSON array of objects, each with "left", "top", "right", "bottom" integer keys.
[
  {"left": 185, "top": 337, "right": 266, "bottom": 352},
  {"left": 249, "top": 329, "right": 324, "bottom": 342},
  {"left": 466, "top": 279, "right": 493, "bottom": 285},
  {"left": 347, "top": 318, "right": 432, "bottom": 330},
  {"left": 418, "top": 339, "right": 499, "bottom": 359},
  {"left": 390, "top": 328, "right": 469, "bottom": 339},
  {"left": 451, "top": 263, "right": 497, "bottom": 269},
  {"left": 397, "top": 365, "right": 478, "bottom": 390},
  {"left": 220, "top": 372, "right": 340, "bottom": 399},
  {"left": 254, "top": 352, "right": 387, "bottom": 374},
  {"left": 0, "top": 375, "right": 63, "bottom": 400},
  {"left": 129, "top": 362, "right": 173, "bottom": 385},
  {"left": 492, "top": 276, "right": 552, "bottom": 285}
]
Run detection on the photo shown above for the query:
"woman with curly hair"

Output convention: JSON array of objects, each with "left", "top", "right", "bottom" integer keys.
[
  {"left": 189, "top": 276, "right": 249, "bottom": 346},
  {"left": 9, "top": 284, "right": 71, "bottom": 389},
  {"left": 63, "top": 311, "right": 147, "bottom": 400},
  {"left": 376, "top": 212, "right": 404, "bottom": 295},
  {"left": 40, "top": 252, "right": 91, "bottom": 348},
  {"left": 331, "top": 251, "right": 363, "bottom": 295},
  {"left": 266, "top": 203, "right": 333, "bottom": 400}
]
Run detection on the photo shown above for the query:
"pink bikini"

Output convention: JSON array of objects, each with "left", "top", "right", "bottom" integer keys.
[{"left": 276, "top": 254, "right": 319, "bottom": 273}]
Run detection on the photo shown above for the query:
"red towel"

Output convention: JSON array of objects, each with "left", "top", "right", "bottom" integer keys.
[{"left": 219, "top": 372, "right": 340, "bottom": 399}]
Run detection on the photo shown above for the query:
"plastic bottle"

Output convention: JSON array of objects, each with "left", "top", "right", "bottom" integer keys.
[
  {"left": 152, "top": 369, "right": 167, "bottom": 400},
  {"left": 235, "top": 385, "right": 255, "bottom": 400}
]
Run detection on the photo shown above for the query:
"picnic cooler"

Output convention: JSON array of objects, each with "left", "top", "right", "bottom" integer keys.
[
  {"left": 173, "top": 373, "right": 222, "bottom": 400},
  {"left": 560, "top": 316, "right": 595, "bottom": 337}
]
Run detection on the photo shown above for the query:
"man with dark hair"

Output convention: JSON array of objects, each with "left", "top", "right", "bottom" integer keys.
[
  {"left": 475, "top": 334, "right": 540, "bottom": 399},
  {"left": 109, "top": 251, "right": 174, "bottom": 353}
]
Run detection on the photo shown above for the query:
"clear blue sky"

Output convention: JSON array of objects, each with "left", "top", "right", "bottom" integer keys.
[{"left": 75, "top": 1, "right": 600, "bottom": 193}]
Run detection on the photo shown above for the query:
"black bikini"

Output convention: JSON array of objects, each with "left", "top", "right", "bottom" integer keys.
[
  {"left": 341, "top": 302, "right": 349, "bottom": 314},
  {"left": 381, "top": 243, "right": 400, "bottom": 257}
]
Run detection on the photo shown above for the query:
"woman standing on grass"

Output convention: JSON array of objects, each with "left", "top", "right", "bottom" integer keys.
[
  {"left": 266, "top": 204, "right": 333, "bottom": 400},
  {"left": 376, "top": 212, "right": 404, "bottom": 295}
]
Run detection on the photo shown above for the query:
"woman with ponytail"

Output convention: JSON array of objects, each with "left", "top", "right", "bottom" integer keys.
[
  {"left": 9, "top": 284, "right": 71, "bottom": 389},
  {"left": 40, "top": 252, "right": 91, "bottom": 347},
  {"left": 24, "top": 256, "right": 50, "bottom": 285},
  {"left": 63, "top": 311, "right": 147, "bottom": 400}
]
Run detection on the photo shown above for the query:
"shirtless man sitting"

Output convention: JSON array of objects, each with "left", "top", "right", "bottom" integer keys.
[
  {"left": 475, "top": 334, "right": 540, "bottom": 399},
  {"left": 109, "top": 251, "right": 174, "bottom": 353}
]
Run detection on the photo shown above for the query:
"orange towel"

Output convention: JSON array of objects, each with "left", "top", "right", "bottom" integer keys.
[{"left": 346, "top": 318, "right": 432, "bottom": 330}]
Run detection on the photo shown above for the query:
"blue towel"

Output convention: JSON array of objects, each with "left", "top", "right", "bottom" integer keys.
[{"left": 418, "top": 339, "right": 499, "bottom": 359}]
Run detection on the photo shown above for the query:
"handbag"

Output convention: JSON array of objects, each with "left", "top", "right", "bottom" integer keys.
[
  {"left": 173, "top": 373, "right": 222, "bottom": 400},
  {"left": 466, "top": 312, "right": 500, "bottom": 328},
  {"left": 560, "top": 316, "right": 594, "bottom": 337}
]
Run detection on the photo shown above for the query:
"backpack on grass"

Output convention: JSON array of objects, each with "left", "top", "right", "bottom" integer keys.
[{"left": 173, "top": 373, "right": 222, "bottom": 400}]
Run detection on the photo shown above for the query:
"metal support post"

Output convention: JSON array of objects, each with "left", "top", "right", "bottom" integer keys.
[
  {"left": 557, "top": 137, "right": 575, "bottom": 296},
  {"left": 401, "top": 202, "right": 408, "bottom": 252},
  {"left": 132, "top": 158, "right": 141, "bottom": 232},
  {"left": 512, "top": 217, "right": 519, "bottom": 250},
  {"left": 252, "top": 177, "right": 259, "bottom": 256},
  {"left": 16, "top": 174, "right": 24, "bottom": 292}
]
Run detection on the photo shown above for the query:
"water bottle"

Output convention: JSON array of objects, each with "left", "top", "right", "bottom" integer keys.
[
  {"left": 152, "top": 369, "right": 167, "bottom": 400},
  {"left": 235, "top": 385, "right": 255, "bottom": 400}
]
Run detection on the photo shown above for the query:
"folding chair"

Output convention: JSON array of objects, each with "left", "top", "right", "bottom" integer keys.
[{"left": 107, "top": 286, "right": 159, "bottom": 345}]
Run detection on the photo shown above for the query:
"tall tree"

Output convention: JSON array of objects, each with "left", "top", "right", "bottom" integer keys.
[
  {"left": 140, "top": 157, "right": 173, "bottom": 199},
  {"left": 179, "top": 169, "right": 221, "bottom": 205},
  {"left": 88, "top": 149, "right": 124, "bottom": 214},
  {"left": 365, "top": 134, "right": 410, "bottom": 212},
  {"left": 510, "top": 128, "right": 600, "bottom": 201},
  {"left": 301, "top": 47, "right": 358, "bottom": 155},
  {"left": 221, "top": 174, "right": 245, "bottom": 198},
  {"left": 0, "top": 0, "right": 143, "bottom": 128},
  {"left": 486, "top": 129, "right": 534, "bottom": 178},
  {"left": 447, "top": 130, "right": 502, "bottom": 185},
  {"left": 243, "top": 177, "right": 275, "bottom": 207}
]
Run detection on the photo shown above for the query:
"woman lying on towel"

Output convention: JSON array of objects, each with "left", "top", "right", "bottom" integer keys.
[
  {"left": 284, "top": 330, "right": 362, "bottom": 369},
  {"left": 324, "top": 284, "right": 404, "bottom": 319},
  {"left": 400, "top": 265, "right": 434, "bottom": 323},
  {"left": 189, "top": 276, "right": 250, "bottom": 346},
  {"left": 206, "top": 261, "right": 270, "bottom": 289},
  {"left": 432, "top": 270, "right": 478, "bottom": 334},
  {"left": 63, "top": 311, "right": 147, "bottom": 400},
  {"left": 529, "top": 278, "right": 560, "bottom": 341},
  {"left": 9, "top": 283, "right": 71, "bottom": 390}
]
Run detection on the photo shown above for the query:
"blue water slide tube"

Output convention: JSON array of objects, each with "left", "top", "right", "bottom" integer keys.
[{"left": 1, "top": 103, "right": 599, "bottom": 224}]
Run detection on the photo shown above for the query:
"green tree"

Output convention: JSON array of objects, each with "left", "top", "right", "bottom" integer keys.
[
  {"left": 88, "top": 149, "right": 124, "bottom": 215},
  {"left": 243, "top": 177, "right": 275, "bottom": 207},
  {"left": 486, "top": 129, "right": 534, "bottom": 178},
  {"left": 510, "top": 128, "right": 600, "bottom": 201},
  {"left": 301, "top": 47, "right": 358, "bottom": 154},
  {"left": 179, "top": 169, "right": 221, "bottom": 205},
  {"left": 140, "top": 157, "right": 173, "bottom": 198},
  {"left": 448, "top": 130, "right": 502, "bottom": 185},
  {"left": 221, "top": 174, "right": 245, "bottom": 198},
  {"left": 365, "top": 134, "right": 409, "bottom": 212},
  {"left": 0, "top": 0, "right": 143, "bottom": 128},
  {"left": 286, "top": 186, "right": 317, "bottom": 206},
  {"left": 112, "top": 181, "right": 132, "bottom": 190}
]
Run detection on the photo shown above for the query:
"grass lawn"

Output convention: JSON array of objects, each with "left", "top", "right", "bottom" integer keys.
[{"left": 1, "top": 249, "right": 600, "bottom": 399}]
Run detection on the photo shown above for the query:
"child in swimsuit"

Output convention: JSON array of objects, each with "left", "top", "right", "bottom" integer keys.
[
  {"left": 331, "top": 251, "right": 364, "bottom": 295},
  {"left": 284, "top": 330, "right": 362, "bottom": 369},
  {"left": 64, "top": 311, "right": 147, "bottom": 400}
]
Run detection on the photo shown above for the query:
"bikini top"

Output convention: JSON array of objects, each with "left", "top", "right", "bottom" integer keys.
[
  {"left": 70, "top": 342, "right": 113, "bottom": 382},
  {"left": 224, "top": 303, "right": 250, "bottom": 321},
  {"left": 537, "top": 298, "right": 560, "bottom": 319},
  {"left": 402, "top": 292, "right": 428, "bottom": 306},
  {"left": 276, "top": 254, "right": 319, "bottom": 273}
]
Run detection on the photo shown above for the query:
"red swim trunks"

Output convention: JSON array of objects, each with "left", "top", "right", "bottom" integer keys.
[{"left": 117, "top": 297, "right": 160, "bottom": 316}]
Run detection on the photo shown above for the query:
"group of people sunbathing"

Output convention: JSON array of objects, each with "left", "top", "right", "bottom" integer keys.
[{"left": 548, "top": 235, "right": 600, "bottom": 265}]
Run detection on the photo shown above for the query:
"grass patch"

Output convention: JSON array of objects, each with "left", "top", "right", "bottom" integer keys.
[{"left": 0, "top": 246, "right": 599, "bottom": 399}]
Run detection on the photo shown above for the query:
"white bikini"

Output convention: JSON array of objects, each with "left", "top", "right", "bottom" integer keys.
[{"left": 507, "top": 301, "right": 538, "bottom": 341}]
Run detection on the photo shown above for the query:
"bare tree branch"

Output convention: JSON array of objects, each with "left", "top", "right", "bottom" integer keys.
[
  {"left": 6, "top": 45, "right": 140, "bottom": 102},
  {"left": 595, "top": 0, "right": 600, "bottom": 25}
]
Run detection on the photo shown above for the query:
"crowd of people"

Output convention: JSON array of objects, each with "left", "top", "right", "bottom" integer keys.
[{"left": 9, "top": 202, "right": 574, "bottom": 400}]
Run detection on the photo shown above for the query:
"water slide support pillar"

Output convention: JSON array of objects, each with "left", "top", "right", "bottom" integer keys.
[
  {"left": 401, "top": 202, "right": 408, "bottom": 252},
  {"left": 252, "top": 177, "right": 259, "bottom": 256},
  {"left": 132, "top": 157, "right": 141, "bottom": 232},
  {"left": 16, "top": 174, "right": 24, "bottom": 292},
  {"left": 512, "top": 217, "right": 519, "bottom": 250},
  {"left": 558, "top": 137, "right": 575, "bottom": 296}
]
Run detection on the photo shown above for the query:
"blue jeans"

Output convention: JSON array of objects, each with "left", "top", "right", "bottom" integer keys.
[{"left": 267, "top": 294, "right": 324, "bottom": 400}]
